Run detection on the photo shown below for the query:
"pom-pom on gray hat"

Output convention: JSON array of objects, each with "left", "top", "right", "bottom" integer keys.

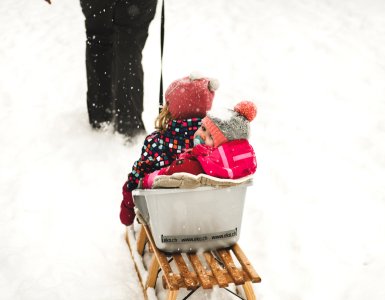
[{"left": 202, "top": 101, "right": 257, "bottom": 147}]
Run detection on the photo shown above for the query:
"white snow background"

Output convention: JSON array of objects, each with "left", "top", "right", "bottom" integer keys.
[{"left": 1, "top": 0, "right": 385, "bottom": 299}]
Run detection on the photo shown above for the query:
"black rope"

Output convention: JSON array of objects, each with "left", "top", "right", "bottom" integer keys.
[
  {"left": 224, "top": 287, "right": 245, "bottom": 300},
  {"left": 159, "top": 0, "right": 165, "bottom": 113},
  {"left": 213, "top": 251, "right": 225, "bottom": 267},
  {"left": 182, "top": 287, "right": 200, "bottom": 300}
]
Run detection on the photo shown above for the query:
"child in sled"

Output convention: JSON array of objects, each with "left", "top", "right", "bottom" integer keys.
[
  {"left": 120, "top": 73, "right": 219, "bottom": 226},
  {"left": 141, "top": 100, "right": 258, "bottom": 189}
]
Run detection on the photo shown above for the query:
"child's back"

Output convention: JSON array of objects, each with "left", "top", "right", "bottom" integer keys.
[{"left": 120, "top": 73, "right": 219, "bottom": 225}]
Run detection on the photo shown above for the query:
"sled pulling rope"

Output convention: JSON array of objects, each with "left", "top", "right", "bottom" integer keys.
[{"left": 126, "top": 174, "right": 262, "bottom": 299}]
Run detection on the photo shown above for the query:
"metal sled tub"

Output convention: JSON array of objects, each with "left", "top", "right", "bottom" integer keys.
[{"left": 132, "top": 183, "right": 251, "bottom": 253}]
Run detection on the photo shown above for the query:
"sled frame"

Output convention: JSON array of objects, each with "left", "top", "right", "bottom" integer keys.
[{"left": 127, "top": 223, "right": 261, "bottom": 300}]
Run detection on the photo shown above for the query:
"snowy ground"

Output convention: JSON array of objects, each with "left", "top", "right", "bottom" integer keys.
[{"left": 1, "top": 0, "right": 385, "bottom": 299}]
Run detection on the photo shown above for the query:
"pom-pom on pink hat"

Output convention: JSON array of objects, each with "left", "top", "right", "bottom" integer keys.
[
  {"left": 165, "top": 72, "right": 219, "bottom": 119},
  {"left": 203, "top": 101, "right": 257, "bottom": 147}
]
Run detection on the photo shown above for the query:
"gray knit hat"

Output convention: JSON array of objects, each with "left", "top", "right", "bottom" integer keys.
[{"left": 202, "top": 101, "right": 257, "bottom": 147}]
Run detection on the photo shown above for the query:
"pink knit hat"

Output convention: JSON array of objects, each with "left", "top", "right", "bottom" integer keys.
[
  {"left": 165, "top": 72, "right": 219, "bottom": 119},
  {"left": 203, "top": 101, "right": 257, "bottom": 147}
]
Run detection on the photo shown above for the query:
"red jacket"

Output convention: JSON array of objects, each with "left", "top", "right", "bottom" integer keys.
[
  {"left": 188, "top": 139, "right": 256, "bottom": 179},
  {"left": 142, "top": 139, "right": 257, "bottom": 188}
]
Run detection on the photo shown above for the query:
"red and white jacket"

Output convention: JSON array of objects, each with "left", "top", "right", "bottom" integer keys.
[
  {"left": 142, "top": 139, "right": 257, "bottom": 188},
  {"left": 190, "top": 139, "right": 257, "bottom": 179}
]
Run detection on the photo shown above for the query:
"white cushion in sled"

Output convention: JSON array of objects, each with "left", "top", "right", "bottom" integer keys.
[{"left": 152, "top": 172, "right": 253, "bottom": 189}]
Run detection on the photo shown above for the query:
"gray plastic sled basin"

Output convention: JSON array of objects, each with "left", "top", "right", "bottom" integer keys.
[{"left": 132, "top": 183, "right": 250, "bottom": 253}]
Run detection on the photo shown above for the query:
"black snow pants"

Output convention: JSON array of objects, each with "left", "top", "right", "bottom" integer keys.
[{"left": 80, "top": 0, "right": 157, "bottom": 136}]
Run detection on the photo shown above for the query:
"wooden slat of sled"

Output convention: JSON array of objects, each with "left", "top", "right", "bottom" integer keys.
[
  {"left": 166, "top": 270, "right": 253, "bottom": 290},
  {"left": 187, "top": 253, "right": 213, "bottom": 289},
  {"left": 172, "top": 254, "right": 199, "bottom": 290},
  {"left": 142, "top": 224, "right": 179, "bottom": 291},
  {"left": 232, "top": 243, "right": 261, "bottom": 283},
  {"left": 166, "top": 290, "right": 178, "bottom": 300},
  {"left": 146, "top": 255, "right": 159, "bottom": 289},
  {"left": 243, "top": 281, "right": 257, "bottom": 300},
  {"left": 216, "top": 248, "right": 245, "bottom": 285},
  {"left": 136, "top": 225, "right": 147, "bottom": 256},
  {"left": 203, "top": 252, "right": 229, "bottom": 287},
  {"left": 125, "top": 227, "right": 147, "bottom": 300}
]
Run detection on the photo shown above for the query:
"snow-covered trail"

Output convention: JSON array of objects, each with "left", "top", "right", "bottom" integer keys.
[{"left": 1, "top": 0, "right": 385, "bottom": 299}]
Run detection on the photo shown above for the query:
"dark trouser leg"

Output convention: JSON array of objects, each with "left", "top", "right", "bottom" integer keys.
[
  {"left": 113, "top": 0, "right": 157, "bottom": 136},
  {"left": 80, "top": 0, "right": 114, "bottom": 128}
]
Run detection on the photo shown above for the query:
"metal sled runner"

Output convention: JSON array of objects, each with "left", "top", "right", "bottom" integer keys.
[{"left": 126, "top": 178, "right": 261, "bottom": 299}]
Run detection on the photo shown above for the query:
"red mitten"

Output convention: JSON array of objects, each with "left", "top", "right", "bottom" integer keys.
[
  {"left": 120, "top": 182, "right": 135, "bottom": 226},
  {"left": 164, "top": 157, "right": 204, "bottom": 175},
  {"left": 120, "top": 200, "right": 135, "bottom": 226}
]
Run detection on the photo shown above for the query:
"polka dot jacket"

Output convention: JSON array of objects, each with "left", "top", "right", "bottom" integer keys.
[{"left": 126, "top": 118, "right": 202, "bottom": 190}]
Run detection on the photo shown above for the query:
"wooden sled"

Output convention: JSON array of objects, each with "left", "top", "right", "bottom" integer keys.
[
  {"left": 126, "top": 223, "right": 261, "bottom": 300},
  {"left": 126, "top": 174, "right": 261, "bottom": 299}
]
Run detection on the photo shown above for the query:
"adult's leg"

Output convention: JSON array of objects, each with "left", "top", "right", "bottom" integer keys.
[
  {"left": 80, "top": 0, "right": 115, "bottom": 128},
  {"left": 113, "top": 0, "right": 157, "bottom": 136}
]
